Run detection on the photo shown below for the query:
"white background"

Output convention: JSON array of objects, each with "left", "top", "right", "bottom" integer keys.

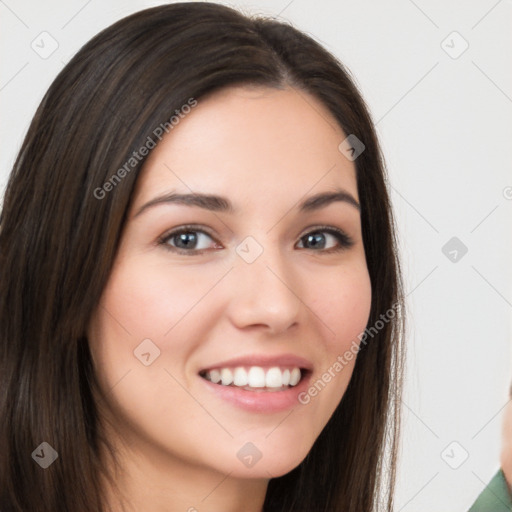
[{"left": 1, "top": 1, "right": 512, "bottom": 510}]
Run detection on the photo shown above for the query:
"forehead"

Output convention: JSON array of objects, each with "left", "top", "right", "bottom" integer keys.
[{"left": 133, "top": 85, "right": 358, "bottom": 208}]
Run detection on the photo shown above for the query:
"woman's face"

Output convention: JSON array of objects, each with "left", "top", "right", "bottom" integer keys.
[{"left": 88, "top": 85, "right": 372, "bottom": 481}]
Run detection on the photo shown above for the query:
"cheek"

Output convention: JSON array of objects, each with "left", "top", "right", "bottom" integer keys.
[
  {"left": 87, "top": 261, "right": 178, "bottom": 388},
  {"left": 88, "top": 256, "right": 233, "bottom": 397},
  {"left": 96, "top": 258, "right": 228, "bottom": 342},
  {"left": 87, "top": 259, "right": 218, "bottom": 452},
  {"left": 292, "top": 263, "right": 372, "bottom": 449},
  {"left": 314, "top": 263, "right": 372, "bottom": 352}
]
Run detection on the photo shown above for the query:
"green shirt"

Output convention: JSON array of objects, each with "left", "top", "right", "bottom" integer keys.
[{"left": 468, "top": 469, "right": 512, "bottom": 511}]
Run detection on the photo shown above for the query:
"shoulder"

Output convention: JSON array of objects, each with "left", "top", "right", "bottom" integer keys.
[{"left": 468, "top": 468, "right": 512, "bottom": 512}]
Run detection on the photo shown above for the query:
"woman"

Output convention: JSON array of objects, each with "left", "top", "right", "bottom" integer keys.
[{"left": 0, "top": 3, "right": 405, "bottom": 511}]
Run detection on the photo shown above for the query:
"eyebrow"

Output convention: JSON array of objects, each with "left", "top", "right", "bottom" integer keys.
[{"left": 134, "top": 188, "right": 360, "bottom": 218}]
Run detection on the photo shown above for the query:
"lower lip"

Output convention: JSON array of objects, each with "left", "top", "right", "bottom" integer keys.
[{"left": 200, "top": 372, "right": 312, "bottom": 413}]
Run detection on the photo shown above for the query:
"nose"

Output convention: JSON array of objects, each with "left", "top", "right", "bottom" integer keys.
[{"left": 226, "top": 245, "right": 302, "bottom": 334}]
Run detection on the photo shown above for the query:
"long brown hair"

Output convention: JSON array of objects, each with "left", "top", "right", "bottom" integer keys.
[{"left": 0, "top": 3, "right": 405, "bottom": 511}]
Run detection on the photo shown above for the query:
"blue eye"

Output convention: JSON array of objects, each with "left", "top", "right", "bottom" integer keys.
[
  {"left": 296, "top": 227, "right": 354, "bottom": 252},
  {"left": 158, "top": 225, "right": 354, "bottom": 255},
  {"left": 159, "top": 226, "right": 219, "bottom": 253}
]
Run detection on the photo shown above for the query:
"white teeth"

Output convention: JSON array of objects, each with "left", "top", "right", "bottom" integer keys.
[
  {"left": 209, "top": 369, "right": 221, "bottom": 384},
  {"left": 220, "top": 368, "right": 233, "bottom": 386},
  {"left": 233, "top": 367, "right": 248, "bottom": 386},
  {"left": 289, "top": 367, "right": 301, "bottom": 386},
  {"left": 203, "top": 366, "right": 303, "bottom": 389},
  {"left": 247, "top": 366, "right": 266, "bottom": 387},
  {"left": 265, "top": 367, "right": 283, "bottom": 387}
]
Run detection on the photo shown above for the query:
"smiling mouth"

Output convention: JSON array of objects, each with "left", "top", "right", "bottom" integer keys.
[{"left": 199, "top": 365, "right": 309, "bottom": 391}]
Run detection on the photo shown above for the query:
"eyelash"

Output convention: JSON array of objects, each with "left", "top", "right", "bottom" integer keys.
[{"left": 157, "top": 224, "right": 354, "bottom": 255}]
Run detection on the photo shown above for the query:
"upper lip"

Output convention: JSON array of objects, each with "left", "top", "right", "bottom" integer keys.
[{"left": 199, "top": 353, "right": 313, "bottom": 373}]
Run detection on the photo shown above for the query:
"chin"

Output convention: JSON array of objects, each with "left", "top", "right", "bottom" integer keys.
[{"left": 228, "top": 455, "right": 307, "bottom": 480}]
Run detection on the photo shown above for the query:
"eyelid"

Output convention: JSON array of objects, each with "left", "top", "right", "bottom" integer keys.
[
  {"left": 159, "top": 224, "right": 216, "bottom": 240},
  {"left": 299, "top": 224, "right": 351, "bottom": 239}
]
